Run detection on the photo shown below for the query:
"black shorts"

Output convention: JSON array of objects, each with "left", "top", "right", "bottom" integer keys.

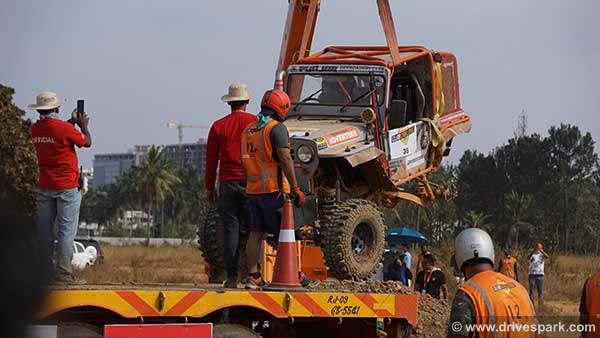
[{"left": 247, "top": 192, "right": 284, "bottom": 234}]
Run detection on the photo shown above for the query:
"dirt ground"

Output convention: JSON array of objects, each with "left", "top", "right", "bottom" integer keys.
[{"left": 76, "top": 245, "right": 595, "bottom": 338}]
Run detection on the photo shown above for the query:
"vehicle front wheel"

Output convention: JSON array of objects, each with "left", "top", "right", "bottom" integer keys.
[{"left": 320, "top": 199, "right": 386, "bottom": 280}]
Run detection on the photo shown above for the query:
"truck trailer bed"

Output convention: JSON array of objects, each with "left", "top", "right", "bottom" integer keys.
[{"left": 36, "top": 283, "right": 419, "bottom": 337}]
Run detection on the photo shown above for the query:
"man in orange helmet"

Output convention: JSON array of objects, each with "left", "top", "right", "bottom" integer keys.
[{"left": 241, "top": 89, "right": 306, "bottom": 289}]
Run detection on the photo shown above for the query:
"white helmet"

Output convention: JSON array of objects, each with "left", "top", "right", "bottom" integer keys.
[{"left": 454, "top": 228, "right": 495, "bottom": 271}]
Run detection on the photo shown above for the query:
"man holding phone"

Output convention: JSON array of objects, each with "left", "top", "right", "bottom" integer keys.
[{"left": 29, "top": 91, "right": 91, "bottom": 284}]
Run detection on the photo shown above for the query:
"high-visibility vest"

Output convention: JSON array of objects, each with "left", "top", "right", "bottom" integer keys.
[
  {"left": 241, "top": 119, "right": 290, "bottom": 195},
  {"left": 459, "top": 270, "right": 536, "bottom": 338},
  {"left": 500, "top": 256, "right": 517, "bottom": 280},
  {"left": 585, "top": 272, "right": 600, "bottom": 337}
]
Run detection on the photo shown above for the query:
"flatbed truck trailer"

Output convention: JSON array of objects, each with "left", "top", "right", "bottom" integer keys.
[{"left": 34, "top": 284, "right": 419, "bottom": 338}]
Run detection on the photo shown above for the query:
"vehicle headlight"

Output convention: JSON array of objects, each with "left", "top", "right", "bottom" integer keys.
[{"left": 297, "top": 145, "right": 315, "bottom": 163}]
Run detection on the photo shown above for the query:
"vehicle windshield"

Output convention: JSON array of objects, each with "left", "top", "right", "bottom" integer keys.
[{"left": 286, "top": 73, "right": 386, "bottom": 117}]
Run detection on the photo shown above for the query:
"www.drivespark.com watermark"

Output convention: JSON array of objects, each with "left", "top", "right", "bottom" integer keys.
[{"left": 451, "top": 321, "right": 596, "bottom": 334}]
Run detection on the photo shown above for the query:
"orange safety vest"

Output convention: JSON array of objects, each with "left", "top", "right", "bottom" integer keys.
[
  {"left": 241, "top": 119, "right": 290, "bottom": 195},
  {"left": 500, "top": 256, "right": 517, "bottom": 280},
  {"left": 586, "top": 272, "right": 600, "bottom": 337},
  {"left": 460, "top": 270, "right": 536, "bottom": 338}
]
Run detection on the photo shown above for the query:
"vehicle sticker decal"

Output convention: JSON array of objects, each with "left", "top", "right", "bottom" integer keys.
[
  {"left": 314, "top": 137, "right": 328, "bottom": 150},
  {"left": 325, "top": 127, "right": 360, "bottom": 146}
]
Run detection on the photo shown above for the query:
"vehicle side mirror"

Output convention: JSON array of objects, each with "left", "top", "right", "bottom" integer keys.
[{"left": 388, "top": 99, "right": 407, "bottom": 129}]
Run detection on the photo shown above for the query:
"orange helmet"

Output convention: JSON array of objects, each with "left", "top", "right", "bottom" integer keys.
[{"left": 261, "top": 90, "right": 291, "bottom": 119}]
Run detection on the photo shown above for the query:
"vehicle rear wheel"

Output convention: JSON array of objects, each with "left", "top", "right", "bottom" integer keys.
[
  {"left": 197, "top": 207, "right": 248, "bottom": 283},
  {"left": 320, "top": 199, "right": 386, "bottom": 280},
  {"left": 213, "top": 324, "right": 260, "bottom": 338}
]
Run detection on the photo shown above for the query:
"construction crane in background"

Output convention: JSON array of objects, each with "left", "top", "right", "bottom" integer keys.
[{"left": 166, "top": 122, "right": 209, "bottom": 169}]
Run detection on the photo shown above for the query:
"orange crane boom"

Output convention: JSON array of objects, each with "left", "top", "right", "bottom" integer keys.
[
  {"left": 274, "top": 0, "right": 402, "bottom": 88},
  {"left": 274, "top": 0, "right": 320, "bottom": 89}
]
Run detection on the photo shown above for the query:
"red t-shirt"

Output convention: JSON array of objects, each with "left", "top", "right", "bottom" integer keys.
[
  {"left": 205, "top": 109, "right": 257, "bottom": 190},
  {"left": 31, "top": 117, "right": 88, "bottom": 190}
]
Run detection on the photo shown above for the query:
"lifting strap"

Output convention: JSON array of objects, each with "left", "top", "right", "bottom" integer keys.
[
  {"left": 376, "top": 0, "right": 402, "bottom": 65},
  {"left": 434, "top": 61, "right": 445, "bottom": 119}
]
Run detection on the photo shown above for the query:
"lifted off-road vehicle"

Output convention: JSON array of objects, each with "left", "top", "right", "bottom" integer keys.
[{"left": 199, "top": 45, "right": 471, "bottom": 281}]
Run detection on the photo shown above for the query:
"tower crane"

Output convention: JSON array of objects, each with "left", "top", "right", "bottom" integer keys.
[{"left": 166, "top": 122, "right": 209, "bottom": 168}]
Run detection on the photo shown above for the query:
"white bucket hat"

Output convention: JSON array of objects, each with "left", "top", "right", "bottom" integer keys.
[
  {"left": 221, "top": 83, "right": 252, "bottom": 102},
  {"left": 27, "top": 91, "right": 65, "bottom": 110}
]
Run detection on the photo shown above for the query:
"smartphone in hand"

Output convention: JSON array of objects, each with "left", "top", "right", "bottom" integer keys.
[{"left": 77, "top": 100, "right": 84, "bottom": 118}]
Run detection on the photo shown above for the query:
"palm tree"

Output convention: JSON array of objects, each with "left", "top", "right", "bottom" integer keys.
[
  {"left": 166, "top": 166, "right": 206, "bottom": 240},
  {"left": 131, "top": 146, "right": 181, "bottom": 245},
  {"left": 504, "top": 191, "right": 533, "bottom": 249},
  {"left": 465, "top": 210, "right": 492, "bottom": 232}
]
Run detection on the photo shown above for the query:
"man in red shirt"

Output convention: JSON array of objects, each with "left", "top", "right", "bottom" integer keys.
[
  {"left": 29, "top": 91, "right": 91, "bottom": 284},
  {"left": 205, "top": 83, "right": 256, "bottom": 288}
]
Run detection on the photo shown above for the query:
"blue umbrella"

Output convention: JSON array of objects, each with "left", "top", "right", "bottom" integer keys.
[{"left": 385, "top": 227, "right": 428, "bottom": 245}]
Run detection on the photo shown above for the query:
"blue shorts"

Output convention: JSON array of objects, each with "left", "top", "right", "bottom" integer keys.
[{"left": 247, "top": 192, "right": 284, "bottom": 234}]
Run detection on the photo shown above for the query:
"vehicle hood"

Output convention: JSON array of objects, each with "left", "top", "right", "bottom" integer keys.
[{"left": 284, "top": 118, "right": 378, "bottom": 159}]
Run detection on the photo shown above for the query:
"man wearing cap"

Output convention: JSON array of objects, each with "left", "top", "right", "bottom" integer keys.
[
  {"left": 240, "top": 89, "right": 306, "bottom": 289},
  {"left": 205, "top": 83, "right": 257, "bottom": 288},
  {"left": 28, "top": 91, "right": 91, "bottom": 284},
  {"left": 448, "top": 228, "right": 536, "bottom": 338},
  {"left": 497, "top": 247, "right": 519, "bottom": 282}
]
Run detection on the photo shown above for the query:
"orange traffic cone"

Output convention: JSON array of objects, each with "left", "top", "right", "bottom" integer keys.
[{"left": 266, "top": 198, "right": 302, "bottom": 289}]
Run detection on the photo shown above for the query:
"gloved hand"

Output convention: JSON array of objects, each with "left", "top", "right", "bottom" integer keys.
[{"left": 291, "top": 186, "right": 306, "bottom": 206}]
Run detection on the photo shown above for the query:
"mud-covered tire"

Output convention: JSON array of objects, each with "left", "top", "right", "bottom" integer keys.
[
  {"left": 197, "top": 207, "right": 226, "bottom": 283},
  {"left": 213, "top": 324, "right": 259, "bottom": 338},
  {"left": 320, "top": 199, "right": 386, "bottom": 280}
]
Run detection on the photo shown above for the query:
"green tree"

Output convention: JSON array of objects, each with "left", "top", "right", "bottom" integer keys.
[
  {"left": 0, "top": 85, "right": 38, "bottom": 221},
  {"left": 464, "top": 210, "right": 492, "bottom": 231},
  {"left": 454, "top": 122, "right": 599, "bottom": 253},
  {"left": 131, "top": 146, "right": 181, "bottom": 245},
  {"left": 503, "top": 190, "right": 533, "bottom": 249},
  {"left": 543, "top": 124, "right": 598, "bottom": 252}
]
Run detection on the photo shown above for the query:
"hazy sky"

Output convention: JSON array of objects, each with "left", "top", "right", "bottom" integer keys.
[{"left": 2, "top": 0, "right": 598, "bottom": 168}]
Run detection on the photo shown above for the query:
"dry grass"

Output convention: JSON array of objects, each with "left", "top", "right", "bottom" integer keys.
[
  {"left": 544, "top": 255, "right": 600, "bottom": 303},
  {"left": 76, "top": 245, "right": 208, "bottom": 284}
]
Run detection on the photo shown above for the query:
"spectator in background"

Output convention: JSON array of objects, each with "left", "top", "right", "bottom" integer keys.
[
  {"left": 205, "top": 83, "right": 257, "bottom": 287},
  {"left": 450, "top": 254, "right": 464, "bottom": 286},
  {"left": 497, "top": 247, "right": 519, "bottom": 281},
  {"left": 416, "top": 244, "right": 432, "bottom": 274},
  {"left": 29, "top": 91, "right": 92, "bottom": 285},
  {"left": 401, "top": 243, "right": 412, "bottom": 269},
  {"left": 528, "top": 242, "right": 549, "bottom": 307},
  {"left": 415, "top": 254, "right": 448, "bottom": 302},
  {"left": 386, "top": 254, "right": 412, "bottom": 286}
]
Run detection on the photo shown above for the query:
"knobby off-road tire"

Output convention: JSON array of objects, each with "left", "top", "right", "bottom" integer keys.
[
  {"left": 197, "top": 207, "right": 249, "bottom": 283},
  {"left": 213, "top": 324, "right": 260, "bottom": 338},
  {"left": 320, "top": 199, "right": 386, "bottom": 280},
  {"left": 197, "top": 207, "right": 226, "bottom": 283}
]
